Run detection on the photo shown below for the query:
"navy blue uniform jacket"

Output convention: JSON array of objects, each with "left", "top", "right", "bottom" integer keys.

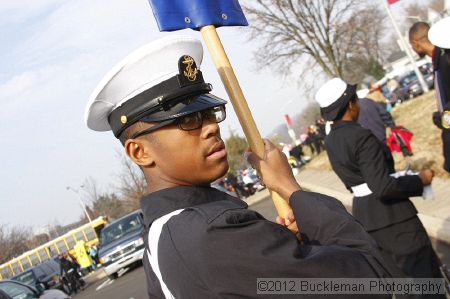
[{"left": 140, "top": 186, "right": 391, "bottom": 298}]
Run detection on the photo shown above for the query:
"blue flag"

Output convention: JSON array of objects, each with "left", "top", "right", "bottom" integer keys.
[{"left": 148, "top": 0, "right": 248, "bottom": 31}]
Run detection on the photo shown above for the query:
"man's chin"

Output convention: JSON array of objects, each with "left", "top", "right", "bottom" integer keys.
[{"left": 209, "top": 162, "right": 229, "bottom": 183}]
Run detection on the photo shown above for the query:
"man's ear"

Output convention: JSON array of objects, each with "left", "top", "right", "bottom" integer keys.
[
  {"left": 124, "top": 139, "right": 155, "bottom": 167},
  {"left": 411, "top": 39, "right": 421, "bottom": 51}
]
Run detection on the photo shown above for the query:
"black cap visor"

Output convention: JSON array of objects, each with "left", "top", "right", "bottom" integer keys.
[
  {"left": 320, "top": 84, "right": 357, "bottom": 121},
  {"left": 139, "top": 93, "right": 227, "bottom": 123}
]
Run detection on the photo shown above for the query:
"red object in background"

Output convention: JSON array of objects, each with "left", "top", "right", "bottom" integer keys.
[
  {"left": 284, "top": 114, "right": 293, "bottom": 127},
  {"left": 387, "top": 0, "right": 399, "bottom": 5},
  {"left": 387, "top": 126, "right": 413, "bottom": 157}
]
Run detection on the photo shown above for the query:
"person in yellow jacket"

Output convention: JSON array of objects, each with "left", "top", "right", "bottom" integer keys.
[{"left": 74, "top": 240, "right": 93, "bottom": 270}]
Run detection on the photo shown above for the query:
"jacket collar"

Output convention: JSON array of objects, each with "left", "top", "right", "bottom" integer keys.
[
  {"left": 140, "top": 185, "right": 246, "bottom": 227},
  {"left": 433, "top": 46, "right": 440, "bottom": 70}
]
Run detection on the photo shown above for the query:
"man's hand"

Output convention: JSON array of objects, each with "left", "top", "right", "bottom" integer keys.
[
  {"left": 245, "top": 139, "right": 301, "bottom": 201},
  {"left": 276, "top": 210, "right": 301, "bottom": 241},
  {"left": 419, "top": 169, "right": 434, "bottom": 186}
]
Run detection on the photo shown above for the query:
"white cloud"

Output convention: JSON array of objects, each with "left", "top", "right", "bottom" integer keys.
[
  {"left": 0, "top": 0, "right": 61, "bottom": 26},
  {"left": 15, "top": 0, "right": 160, "bottom": 68}
]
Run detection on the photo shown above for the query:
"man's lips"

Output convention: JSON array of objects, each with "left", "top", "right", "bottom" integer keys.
[{"left": 206, "top": 141, "right": 227, "bottom": 159}]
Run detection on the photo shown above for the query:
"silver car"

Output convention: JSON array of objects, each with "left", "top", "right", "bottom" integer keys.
[{"left": 0, "top": 280, "right": 70, "bottom": 299}]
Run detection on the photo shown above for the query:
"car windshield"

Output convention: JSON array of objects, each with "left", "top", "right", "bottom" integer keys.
[
  {"left": 13, "top": 271, "right": 36, "bottom": 286},
  {"left": 100, "top": 214, "right": 142, "bottom": 246},
  {"left": 401, "top": 75, "right": 415, "bottom": 85}
]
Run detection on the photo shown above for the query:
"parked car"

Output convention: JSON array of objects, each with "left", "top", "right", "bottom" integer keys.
[
  {"left": 380, "top": 82, "right": 409, "bottom": 107},
  {"left": 0, "top": 280, "right": 69, "bottom": 299},
  {"left": 399, "top": 72, "right": 424, "bottom": 98},
  {"left": 11, "top": 259, "right": 63, "bottom": 292},
  {"left": 398, "top": 70, "right": 434, "bottom": 99},
  {"left": 98, "top": 210, "right": 145, "bottom": 280}
]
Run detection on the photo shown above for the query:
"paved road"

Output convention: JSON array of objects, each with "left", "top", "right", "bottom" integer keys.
[
  {"left": 73, "top": 264, "right": 147, "bottom": 299},
  {"left": 73, "top": 195, "right": 450, "bottom": 299}
]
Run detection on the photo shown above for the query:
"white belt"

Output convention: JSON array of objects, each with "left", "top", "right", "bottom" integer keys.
[{"left": 351, "top": 183, "right": 373, "bottom": 197}]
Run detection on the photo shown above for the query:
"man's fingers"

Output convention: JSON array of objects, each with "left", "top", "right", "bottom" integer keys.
[
  {"left": 245, "top": 150, "right": 261, "bottom": 170},
  {"left": 262, "top": 138, "right": 275, "bottom": 152},
  {"left": 275, "top": 216, "right": 284, "bottom": 225},
  {"left": 285, "top": 210, "right": 295, "bottom": 222}
]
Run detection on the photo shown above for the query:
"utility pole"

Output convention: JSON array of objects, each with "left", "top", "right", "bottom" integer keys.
[
  {"left": 381, "top": 0, "right": 429, "bottom": 93},
  {"left": 66, "top": 185, "right": 92, "bottom": 223}
]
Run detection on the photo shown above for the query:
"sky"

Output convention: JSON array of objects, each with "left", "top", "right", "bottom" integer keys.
[{"left": 0, "top": 0, "right": 316, "bottom": 229}]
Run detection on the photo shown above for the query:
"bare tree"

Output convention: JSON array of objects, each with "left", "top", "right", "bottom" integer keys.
[
  {"left": 77, "top": 176, "right": 128, "bottom": 221},
  {"left": 0, "top": 225, "right": 33, "bottom": 264},
  {"left": 338, "top": 4, "right": 387, "bottom": 81},
  {"left": 402, "top": 3, "right": 428, "bottom": 30},
  {"left": 81, "top": 177, "right": 100, "bottom": 204},
  {"left": 242, "top": 0, "right": 386, "bottom": 85},
  {"left": 429, "top": 0, "right": 445, "bottom": 14},
  {"left": 89, "top": 193, "right": 126, "bottom": 220},
  {"left": 115, "top": 151, "right": 147, "bottom": 212}
]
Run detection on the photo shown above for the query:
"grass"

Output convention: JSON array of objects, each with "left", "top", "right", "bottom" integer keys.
[{"left": 304, "top": 91, "right": 450, "bottom": 179}]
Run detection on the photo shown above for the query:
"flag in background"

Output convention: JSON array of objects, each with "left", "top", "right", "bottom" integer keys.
[
  {"left": 284, "top": 114, "right": 293, "bottom": 128},
  {"left": 387, "top": 0, "right": 400, "bottom": 5},
  {"left": 148, "top": 0, "right": 248, "bottom": 31}
]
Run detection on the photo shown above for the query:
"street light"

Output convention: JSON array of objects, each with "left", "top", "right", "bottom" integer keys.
[{"left": 66, "top": 185, "right": 92, "bottom": 223}]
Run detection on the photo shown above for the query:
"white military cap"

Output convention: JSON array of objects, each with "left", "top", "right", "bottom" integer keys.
[
  {"left": 85, "top": 35, "right": 226, "bottom": 138},
  {"left": 314, "top": 78, "right": 357, "bottom": 121},
  {"left": 429, "top": 17, "right": 450, "bottom": 49},
  {"left": 356, "top": 88, "right": 369, "bottom": 99}
]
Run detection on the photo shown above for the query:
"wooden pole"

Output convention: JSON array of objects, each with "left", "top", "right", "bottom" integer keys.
[{"left": 200, "top": 25, "right": 291, "bottom": 217}]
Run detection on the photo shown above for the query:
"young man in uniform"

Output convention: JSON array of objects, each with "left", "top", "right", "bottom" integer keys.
[
  {"left": 86, "top": 36, "right": 392, "bottom": 298},
  {"left": 409, "top": 20, "right": 450, "bottom": 173},
  {"left": 315, "top": 78, "right": 442, "bottom": 285}
]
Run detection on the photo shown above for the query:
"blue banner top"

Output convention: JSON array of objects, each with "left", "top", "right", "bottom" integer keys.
[{"left": 148, "top": 0, "right": 248, "bottom": 31}]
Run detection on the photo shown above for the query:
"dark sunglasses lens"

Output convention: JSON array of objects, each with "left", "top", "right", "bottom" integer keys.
[
  {"left": 208, "top": 106, "right": 226, "bottom": 123},
  {"left": 179, "top": 112, "right": 202, "bottom": 130},
  {"left": 178, "top": 106, "right": 226, "bottom": 130}
]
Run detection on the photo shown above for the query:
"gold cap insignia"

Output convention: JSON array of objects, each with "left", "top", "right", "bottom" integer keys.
[
  {"left": 120, "top": 115, "right": 128, "bottom": 124},
  {"left": 181, "top": 55, "right": 198, "bottom": 82}
]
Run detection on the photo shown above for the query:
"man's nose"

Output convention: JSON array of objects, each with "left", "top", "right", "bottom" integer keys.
[{"left": 201, "top": 119, "right": 221, "bottom": 139}]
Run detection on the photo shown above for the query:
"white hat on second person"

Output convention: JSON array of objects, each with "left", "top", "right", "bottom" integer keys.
[
  {"left": 429, "top": 17, "right": 450, "bottom": 49},
  {"left": 314, "top": 78, "right": 357, "bottom": 121}
]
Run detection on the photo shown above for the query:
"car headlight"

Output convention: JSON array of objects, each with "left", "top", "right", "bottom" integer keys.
[
  {"left": 101, "top": 256, "right": 111, "bottom": 263},
  {"left": 134, "top": 238, "right": 144, "bottom": 246}
]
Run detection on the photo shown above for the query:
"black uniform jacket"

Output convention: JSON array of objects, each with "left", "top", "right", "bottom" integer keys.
[
  {"left": 325, "top": 121, "right": 423, "bottom": 231},
  {"left": 140, "top": 185, "right": 391, "bottom": 298},
  {"left": 433, "top": 46, "right": 450, "bottom": 111}
]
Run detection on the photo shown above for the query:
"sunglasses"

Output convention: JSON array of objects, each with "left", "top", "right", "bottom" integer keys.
[{"left": 131, "top": 105, "right": 226, "bottom": 139}]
